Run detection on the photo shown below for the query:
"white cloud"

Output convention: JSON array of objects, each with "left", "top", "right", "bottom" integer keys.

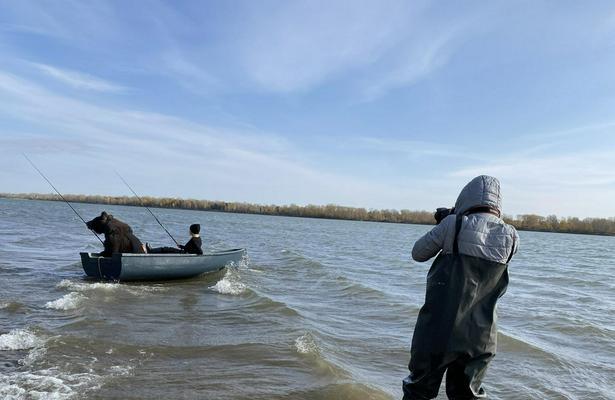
[
  {"left": 31, "top": 63, "right": 126, "bottom": 92},
  {"left": 450, "top": 149, "right": 615, "bottom": 217},
  {"left": 234, "top": 0, "right": 415, "bottom": 93},
  {"left": 1, "top": 68, "right": 614, "bottom": 217},
  {"left": 356, "top": 137, "right": 482, "bottom": 160},
  {"left": 360, "top": 26, "right": 461, "bottom": 100},
  {"left": 0, "top": 69, "right": 430, "bottom": 209},
  {"left": 0, "top": 1, "right": 484, "bottom": 98}
]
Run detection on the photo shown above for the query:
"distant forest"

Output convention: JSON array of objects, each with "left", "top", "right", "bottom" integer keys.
[{"left": 2, "top": 193, "right": 615, "bottom": 236}]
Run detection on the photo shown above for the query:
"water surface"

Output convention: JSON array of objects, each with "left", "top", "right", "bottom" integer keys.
[{"left": 1, "top": 199, "right": 613, "bottom": 399}]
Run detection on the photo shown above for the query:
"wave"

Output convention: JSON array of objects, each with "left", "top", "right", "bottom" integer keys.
[
  {"left": 279, "top": 249, "right": 328, "bottom": 271},
  {"left": 0, "top": 301, "right": 25, "bottom": 313},
  {"left": 278, "top": 382, "right": 392, "bottom": 400},
  {"left": 44, "top": 293, "right": 86, "bottom": 311},
  {"left": 295, "top": 333, "right": 320, "bottom": 355},
  {"left": 0, "top": 329, "right": 134, "bottom": 400},
  {"left": 0, "top": 370, "right": 99, "bottom": 400},
  {"left": 209, "top": 268, "right": 247, "bottom": 295},
  {"left": 57, "top": 279, "right": 166, "bottom": 296},
  {"left": 497, "top": 329, "right": 578, "bottom": 370},
  {"left": 334, "top": 275, "right": 388, "bottom": 300},
  {"left": 0, "top": 329, "right": 43, "bottom": 351},
  {"left": 0, "top": 365, "right": 132, "bottom": 400}
]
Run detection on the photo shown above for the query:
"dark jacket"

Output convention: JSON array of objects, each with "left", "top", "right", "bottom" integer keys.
[{"left": 180, "top": 236, "right": 203, "bottom": 255}]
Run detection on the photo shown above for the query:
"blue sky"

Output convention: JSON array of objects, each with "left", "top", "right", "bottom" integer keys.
[{"left": 1, "top": 1, "right": 614, "bottom": 217}]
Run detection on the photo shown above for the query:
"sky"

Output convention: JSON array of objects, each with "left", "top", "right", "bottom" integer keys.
[{"left": 0, "top": 0, "right": 614, "bottom": 218}]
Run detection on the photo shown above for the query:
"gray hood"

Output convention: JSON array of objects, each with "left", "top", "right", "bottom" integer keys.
[{"left": 454, "top": 175, "right": 502, "bottom": 216}]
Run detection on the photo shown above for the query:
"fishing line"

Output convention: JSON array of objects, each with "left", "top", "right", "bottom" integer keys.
[
  {"left": 23, "top": 153, "right": 104, "bottom": 245},
  {"left": 114, "top": 170, "right": 180, "bottom": 247}
]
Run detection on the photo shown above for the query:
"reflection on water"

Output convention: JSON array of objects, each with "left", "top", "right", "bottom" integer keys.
[{"left": 1, "top": 198, "right": 614, "bottom": 399}]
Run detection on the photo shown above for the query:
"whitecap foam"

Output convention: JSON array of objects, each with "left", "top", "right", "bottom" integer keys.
[
  {"left": 295, "top": 333, "right": 319, "bottom": 355},
  {"left": 108, "top": 365, "right": 132, "bottom": 376},
  {"left": 0, "top": 329, "right": 43, "bottom": 351},
  {"left": 57, "top": 279, "right": 166, "bottom": 296},
  {"left": 0, "top": 369, "right": 101, "bottom": 400},
  {"left": 238, "top": 253, "right": 251, "bottom": 269},
  {"left": 0, "top": 340, "right": 134, "bottom": 399},
  {"left": 57, "top": 279, "right": 119, "bottom": 292},
  {"left": 45, "top": 293, "right": 85, "bottom": 311},
  {"left": 209, "top": 269, "right": 247, "bottom": 295},
  {"left": 21, "top": 344, "right": 47, "bottom": 367}
]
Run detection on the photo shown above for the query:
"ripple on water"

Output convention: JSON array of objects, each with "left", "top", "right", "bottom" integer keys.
[{"left": 0, "top": 301, "right": 26, "bottom": 313}]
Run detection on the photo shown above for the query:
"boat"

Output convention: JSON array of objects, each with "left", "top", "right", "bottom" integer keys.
[{"left": 79, "top": 248, "right": 246, "bottom": 281}]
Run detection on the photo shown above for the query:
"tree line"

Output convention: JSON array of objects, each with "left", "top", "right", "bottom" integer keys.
[{"left": 2, "top": 192, "right": 614, "bottom": 236}]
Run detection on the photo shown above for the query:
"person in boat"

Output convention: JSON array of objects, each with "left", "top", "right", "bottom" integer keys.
[
  {"left": 86, "top": 211, "right": 146, "bottom": 257},
  {"left": 146, "top": 224, "right": 203, "bottom": 255},
  {"left": 402, "top": 175, "right": 519, "bottom": 400}
]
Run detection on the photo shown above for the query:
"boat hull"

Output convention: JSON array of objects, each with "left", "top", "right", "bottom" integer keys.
[{"left": 79, "top": 248, "right": 246, "bottom": 281}]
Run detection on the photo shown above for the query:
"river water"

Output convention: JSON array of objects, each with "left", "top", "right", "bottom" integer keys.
[{"left": 0, "top": 198, "right": 613, "bottom": 399}]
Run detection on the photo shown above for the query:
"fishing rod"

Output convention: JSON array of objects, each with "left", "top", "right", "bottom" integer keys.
[
  {"left": 23, "top": 153, "right": 104, "bottom": 245},
  {"left": 114, "top": 171, "right": 180, "bottom": 247}
]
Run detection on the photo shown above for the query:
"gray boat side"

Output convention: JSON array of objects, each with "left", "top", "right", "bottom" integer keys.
[{"left": 80, "top": 248, "right": 246, "bottom": 281}]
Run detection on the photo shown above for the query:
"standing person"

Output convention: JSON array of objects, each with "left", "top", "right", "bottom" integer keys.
[
  {"left": 403, "top": 175, "right": 519, "bottom": 400},
  {"left": 147, "top": 224, "right": 203, "bottom": 255}
]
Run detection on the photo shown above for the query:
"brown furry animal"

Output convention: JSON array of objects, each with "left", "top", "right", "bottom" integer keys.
[{"left": 86, "top": 211, "right": 145, "bottom": 257}]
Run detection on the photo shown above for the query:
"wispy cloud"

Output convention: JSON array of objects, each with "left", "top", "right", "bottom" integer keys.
[
  {"left": 31, "top": 63, "right": 126, "bottom": 92},
  {"left": 233, "top": 0, "right": 415, "bottom": 93},
  {"left": 449, "top": 144, "right": 615, "bottom": 217},
  {"left": 356, "top": 137, "right": 482, "bottom": 160},
  {"left": 0, "top": 1, "right": 487, "bottom": 98},
  {"left": 360, "top": 25, "right": 462, "bottom": 100},
  {"left": 0, "top": 69, "right": 427, "bottom": 208}
]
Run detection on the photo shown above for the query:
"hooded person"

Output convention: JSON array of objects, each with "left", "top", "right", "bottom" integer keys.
[
  {"left": 146, "top": 224, "right": 203, "bottom": 255},
  {"left": 402, "top": 175, "right": 519, "bottom": 400}
]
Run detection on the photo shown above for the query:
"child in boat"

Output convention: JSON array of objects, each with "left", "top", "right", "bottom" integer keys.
[
  {"left": 179, "top": 224, "right": 203, "bottom": 255},
  {"left": 147, "top": 224, "right": 203, "bottom": 255}
]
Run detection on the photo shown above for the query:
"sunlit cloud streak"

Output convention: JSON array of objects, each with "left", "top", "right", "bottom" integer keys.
[
  {"left": 31, "top": 63, "right": 126, "bottom": 92},
  {"left": 1, "top": 1, "right": 615, "bottom": 217}
]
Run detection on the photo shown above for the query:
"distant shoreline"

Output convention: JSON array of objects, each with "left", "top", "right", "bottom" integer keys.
[{"left": 1, "top": 193, "right": 614, "bottom": 236}]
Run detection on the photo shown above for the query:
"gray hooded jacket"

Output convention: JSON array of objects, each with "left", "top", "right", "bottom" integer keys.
[{"left": 412, "top": 175, "right": 518, "bottom": 264}]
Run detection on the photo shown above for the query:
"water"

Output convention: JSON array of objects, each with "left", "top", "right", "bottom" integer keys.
[{"left": 1, "top": 198, "right": 613, "bottom": 400}]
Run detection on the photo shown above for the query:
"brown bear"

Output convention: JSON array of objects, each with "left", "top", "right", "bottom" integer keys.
[{"left": 86, "top": 211, "right": 145, "bottom": 257}]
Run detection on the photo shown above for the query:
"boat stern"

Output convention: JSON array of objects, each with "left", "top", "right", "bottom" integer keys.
[{"left": 79, "top": 252, "right": 122, "bottom": 280}]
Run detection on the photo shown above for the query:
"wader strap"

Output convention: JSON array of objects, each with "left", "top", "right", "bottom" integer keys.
[
  {"left": 453, "top": 215, "right": 463, "bottom": 255},
  {"left": 506, "top": 237, "right": 516, "bottom": 264}
]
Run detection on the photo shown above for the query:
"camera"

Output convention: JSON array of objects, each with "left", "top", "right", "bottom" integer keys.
[{"left": 434, "top": 207, "right": 455, "bottom": 224}]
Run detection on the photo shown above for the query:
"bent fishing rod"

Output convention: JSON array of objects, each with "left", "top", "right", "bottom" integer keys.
[
  {"left": 23, "top": 153, "right": 104, "bottom": 245},
  {"left": 114, "top": 171, "right": 180, "bottom": 247}
]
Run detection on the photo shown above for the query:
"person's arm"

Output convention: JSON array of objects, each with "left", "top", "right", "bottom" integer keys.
[
  {"left": 512, "top": 228, "right": 520, "bottom": 256},
  {"left": 180, "top": 238, "right": 196, "bottom": 254},
  {"left": 411, "top": 216, "right": 452, "bottom": 262}
]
